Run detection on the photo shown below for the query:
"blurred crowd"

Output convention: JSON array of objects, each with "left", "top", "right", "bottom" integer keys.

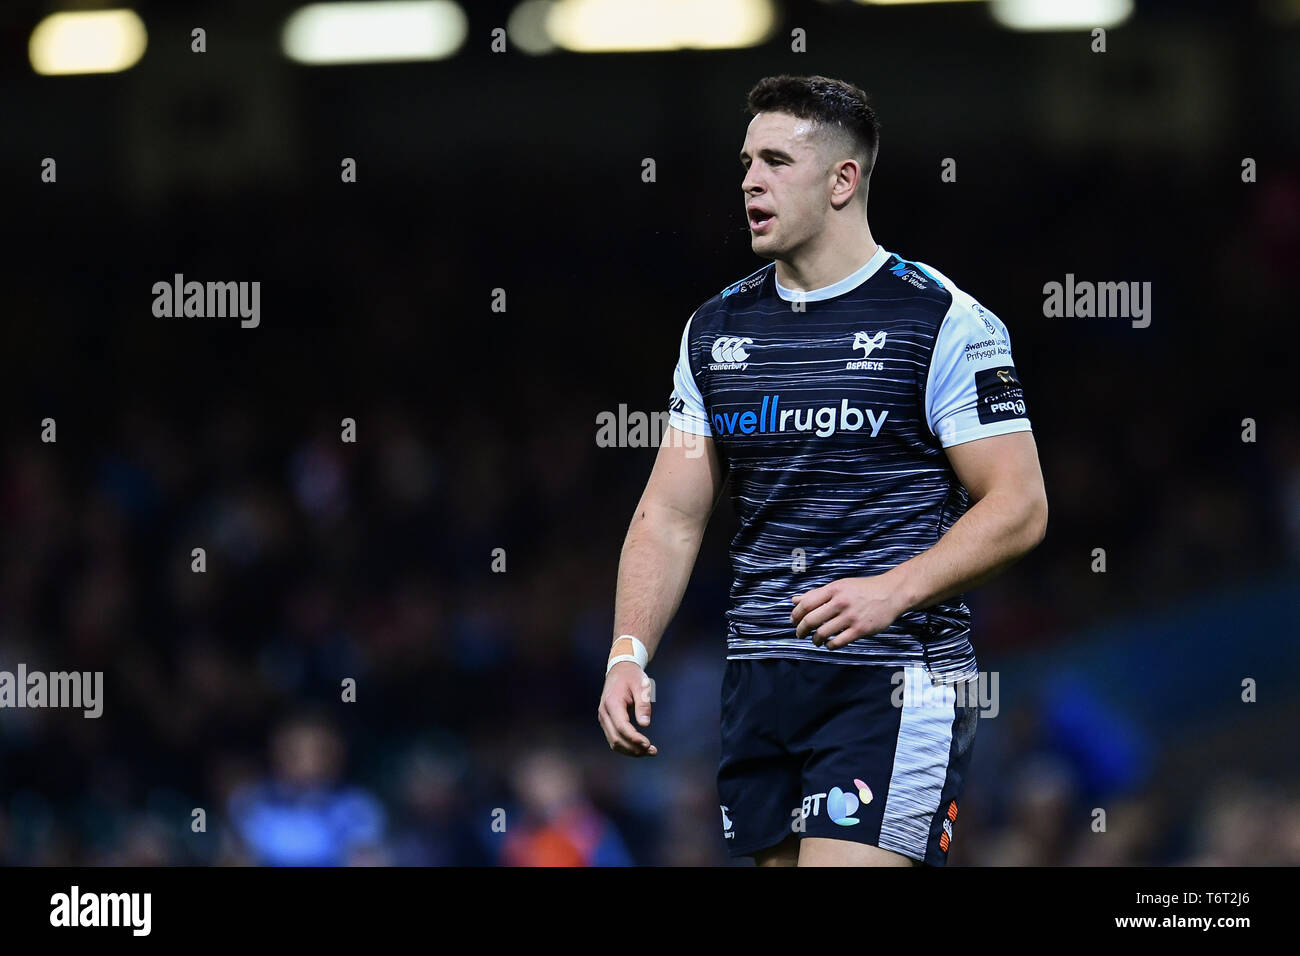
[{"left": 0, "top": 132, "right": 1297, "bottom": 865}]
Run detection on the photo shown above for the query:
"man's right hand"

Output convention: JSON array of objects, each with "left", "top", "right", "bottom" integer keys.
[
  {"left": 597, "top": 661, "right": 657, "bottom": 757},
  {"left": 601, "top": 425, "right": 723, "bottom": 758}
]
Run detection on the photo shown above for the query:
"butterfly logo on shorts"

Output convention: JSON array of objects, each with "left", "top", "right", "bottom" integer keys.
[{"left": 826, "top": 778, "right": 873, "bottom": 826}]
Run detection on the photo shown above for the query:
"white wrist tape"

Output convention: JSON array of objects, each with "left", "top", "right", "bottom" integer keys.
[{"left": 606, "top": 634, "right": 648, "bottom": 675}]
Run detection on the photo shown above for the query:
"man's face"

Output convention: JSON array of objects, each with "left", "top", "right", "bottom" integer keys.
[{"left": 740, "top": 111, "right": 834, "bottom": 260}]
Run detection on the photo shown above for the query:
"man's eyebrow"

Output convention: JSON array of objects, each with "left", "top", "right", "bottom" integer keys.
[{"left": 739, "top": 147, "right": 796, "bottom": 163}]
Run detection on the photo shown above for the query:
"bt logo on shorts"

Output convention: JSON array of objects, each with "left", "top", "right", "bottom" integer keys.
[
  {"left": 720, "top": 805, "right": 734, "bottom": 839},
  {"left": 796, "top": 778, "right": 874, "bottom": 827}
]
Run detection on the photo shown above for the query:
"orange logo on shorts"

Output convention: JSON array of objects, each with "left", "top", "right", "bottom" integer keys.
[{"left": 939, "top": 802, "right": 958, "bottom": 853}]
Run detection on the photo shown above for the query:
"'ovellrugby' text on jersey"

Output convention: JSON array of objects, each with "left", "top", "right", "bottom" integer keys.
[{"left": 668, "top": 245, "right": 1032, "bottom": 682}]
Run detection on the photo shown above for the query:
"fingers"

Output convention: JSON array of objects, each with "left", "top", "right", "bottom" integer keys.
[
  {"left": 790, "top": 583, "right": 833, "bottom": 628},
  {"left": 597, "top": 706, "right": 634, "bottom": 755},
  {"left": 794, "top": 599, "right": 843, "bottom": 641},
  {"left": 823, "top": 630, "right": 860, "bottom": 650},
  {"left": 611, "top": 694, "right": 656, "bottom": 755},
  {"left": 608, "top": 699, "right": 657, "bottom": 755},
  {"left": 793, "top": 577, "right": 895, "bottom": 649},
  {"left": 817, "top": 617, "right": 858, "bottom": 648},
  {"left": 633, "top": 672, "right": 654, "bottom": 729},
  {"left": 597, "top": 681, "right": 657, "bottom": 757}
]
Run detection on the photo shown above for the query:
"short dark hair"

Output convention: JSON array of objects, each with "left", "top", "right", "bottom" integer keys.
[{"left": 746, "top": 74, "right": 880, "bottom": 183}]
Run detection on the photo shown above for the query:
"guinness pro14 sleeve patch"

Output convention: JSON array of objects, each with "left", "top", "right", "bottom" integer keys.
[{"left": 974, "top": 367, "right": 1028, "bottom": 424}]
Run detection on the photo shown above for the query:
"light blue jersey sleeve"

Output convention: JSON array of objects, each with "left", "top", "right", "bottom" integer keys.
[
  {"left": 668, "top": 310, "right": 713, "bottom": 437},
  {"left": 921, "top": 266, "right": 1033, "bottom": 449}
]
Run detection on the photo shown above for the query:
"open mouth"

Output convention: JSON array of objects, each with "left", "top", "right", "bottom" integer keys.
[{"left": 749, "top": 208, "right": 775, "bottom": 232}]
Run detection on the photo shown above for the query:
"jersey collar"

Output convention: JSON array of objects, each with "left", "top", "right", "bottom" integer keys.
[{"left": 774, "top": 244, "right": 891, "bottom": 303}]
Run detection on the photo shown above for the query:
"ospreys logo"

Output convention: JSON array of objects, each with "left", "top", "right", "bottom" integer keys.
[
  {"left": 846, "top": 330, "right": 887, "bottom": 370},
  {"left": 975, "top": 366, "right": 1028, "bottom": 423}
]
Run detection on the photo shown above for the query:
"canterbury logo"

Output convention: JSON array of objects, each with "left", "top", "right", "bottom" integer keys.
[
  {"left": 997, "top": 369, "right": 1016, "bottom": 385},
  {"left": 711, "top": 336, "right": 753, "bottom": 363},
  {"left": 852, "top": 330, "right": 887, "bottom": 358}
]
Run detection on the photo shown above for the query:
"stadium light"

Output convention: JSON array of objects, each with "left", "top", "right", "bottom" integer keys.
[
  {"left": 539, "top": 0, "right": 778, "bottom": 53},
  {"left": 507, "top": 1, "right": 558, "bottom": 55},
  {"left": 990, "top": 0, "right": 1133, "bottom": 30},
  {"left": 282, "top": 1, "right": 467, "bottom": 64},
  {"left": 29, "top": 10, "right": 148, "bottom": 76},
  {"left": 854, "top": 1, "right": 984, "bottom": 6}
]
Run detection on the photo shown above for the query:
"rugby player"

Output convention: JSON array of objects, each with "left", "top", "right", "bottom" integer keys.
[{"left": 597, "top": 75, "right": 1048, "bottom": 866}]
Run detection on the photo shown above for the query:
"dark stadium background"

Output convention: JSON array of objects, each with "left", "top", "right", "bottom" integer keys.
[{"left": 0, "top": 0, "right": 1297, "bottom": 865}]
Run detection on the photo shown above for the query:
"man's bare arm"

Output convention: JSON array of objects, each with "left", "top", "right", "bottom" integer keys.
[
  {"left": 889, "top": 429, "right": 1048, "bottom": 613},
  {"left": 614, "top": 428, "right": 726, "bottom": 655},
  {"left": 791, "top": 430, "right": 1047, "bottom": 648},
  {"left": 598, "top": 426, "right": 726, "bottom": 756}
]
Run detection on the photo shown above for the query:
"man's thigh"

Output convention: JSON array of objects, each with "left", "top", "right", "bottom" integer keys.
[
  {"left": 792, "top": 662, "right": 979, "bottom": 867},
  {"left": 754, "top": 834, "right": 800, "bottom": 867},
  {"left": 719, "top": 659, "right": 979, "bottom": 867},
  {"left": 798, "top": 837, "right": 917, "bottom": 867},
  {"left": 717, "top": 659, "right": 803, "bottom": 858}
]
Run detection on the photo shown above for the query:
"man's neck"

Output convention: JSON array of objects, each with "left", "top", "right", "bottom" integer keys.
[{"left": 774, "top": 228, "right": 879, "bottom": 293}]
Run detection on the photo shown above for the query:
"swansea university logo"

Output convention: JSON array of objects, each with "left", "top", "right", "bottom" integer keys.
[
  {"left": 709, "top": 336, "right": 753, "bottom": 371},
  {"left": 973, "top": 302, "right": 999, "bottom": 336},
  {"left": 846, "top": 330, "right": 887, "bottom": 370}
]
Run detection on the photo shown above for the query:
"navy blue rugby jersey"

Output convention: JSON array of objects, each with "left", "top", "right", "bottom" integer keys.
[{"left": 667, "top": 245, "right": 1032, "bottom": 681}]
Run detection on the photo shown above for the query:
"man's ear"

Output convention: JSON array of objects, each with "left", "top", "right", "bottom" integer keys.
[{"left": 829, "top": 158, "right": 862, "bottom": 210}]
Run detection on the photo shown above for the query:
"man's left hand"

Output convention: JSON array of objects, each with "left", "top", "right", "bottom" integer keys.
[{"left": 790, "top": 574, "right": 910, "bottom": 649}]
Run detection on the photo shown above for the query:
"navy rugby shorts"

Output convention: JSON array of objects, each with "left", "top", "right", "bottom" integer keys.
[{"left": 717, "top": 657, "right": 979, "bottom": 865}]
